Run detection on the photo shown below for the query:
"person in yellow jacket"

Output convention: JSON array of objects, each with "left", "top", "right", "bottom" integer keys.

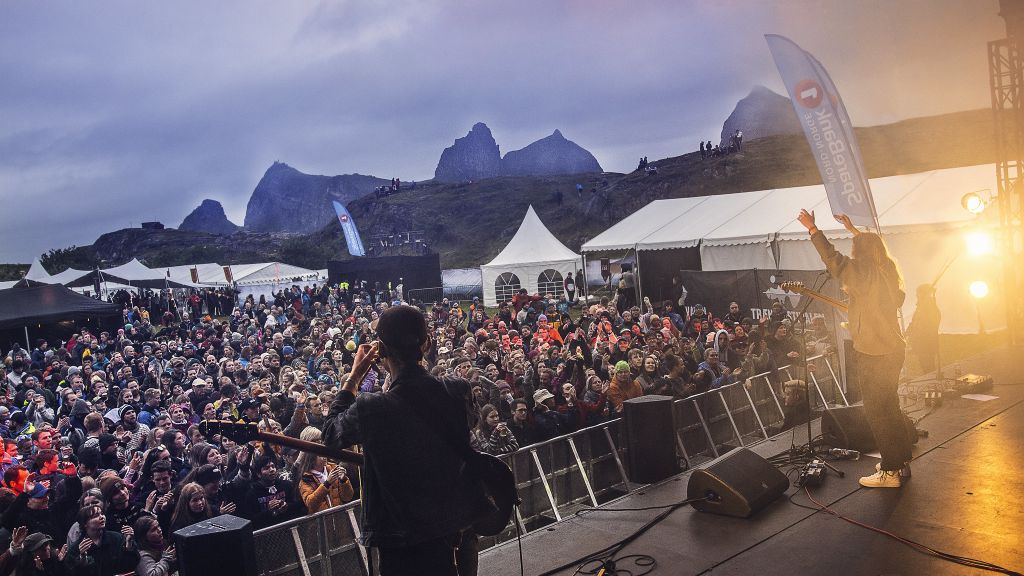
[{"left": 293, "top": 426, "right": 354, "bottom": 512}]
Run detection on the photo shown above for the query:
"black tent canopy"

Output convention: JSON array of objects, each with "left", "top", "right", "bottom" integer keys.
[{"left": 0, "top": 284, "right": 119, "bottom": 329}]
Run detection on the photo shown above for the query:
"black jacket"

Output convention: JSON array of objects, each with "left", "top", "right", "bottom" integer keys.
[{"left": 321, "top": 366, "right": 493, "bottom": 548}]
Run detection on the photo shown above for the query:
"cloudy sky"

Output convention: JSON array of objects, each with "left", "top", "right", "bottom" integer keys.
[{"left": 0, "top": 0, "right": 1004, "bottom": 262}]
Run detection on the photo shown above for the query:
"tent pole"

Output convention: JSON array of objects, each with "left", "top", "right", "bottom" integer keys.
[
  {"left": 633, "top": 244, "right": 643, "bottom": 309},
  {"left": 580, "top": 253, "right": 588, "bottom": 305},
  {"left": 24, "top": 326, "right": 30, "bottom": 350}
]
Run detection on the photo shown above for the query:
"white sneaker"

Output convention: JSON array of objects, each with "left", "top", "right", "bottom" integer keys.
[
  {"left": 875, "top": 462, "right": 912, "bottom": 478},
  {"left": 860, "top": 469, "right": 901, "bottom": 488}
]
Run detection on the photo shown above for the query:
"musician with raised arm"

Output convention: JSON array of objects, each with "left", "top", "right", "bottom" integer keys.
[
  {"left": 321, "top": 305, "right": 493, "bottom": 575},
  {"left": 798, "top": 209, "right": 913, "bottom": 488}
]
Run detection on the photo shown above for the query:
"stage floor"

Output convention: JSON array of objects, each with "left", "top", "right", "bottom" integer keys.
[{"left": 479, "top": 346, "right": 1024, "bottom": 575}]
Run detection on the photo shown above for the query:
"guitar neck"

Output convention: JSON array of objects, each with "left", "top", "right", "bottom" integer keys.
[
  {"left": 801, "top": 290, "right": 848, "bottom": 313},
  {"left": 256, "top": 431, "right": 364, "bottom": 466}
]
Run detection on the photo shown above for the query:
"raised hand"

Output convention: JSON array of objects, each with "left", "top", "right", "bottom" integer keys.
[
  {"left": 835, "top": 213, "right": 861, "bottom": 235},
  {"left": 11, "top": 526, "right": 27, "bottom": 549},
  {"left": 797, "top": 209, "right": 816, "bottom": 231}
]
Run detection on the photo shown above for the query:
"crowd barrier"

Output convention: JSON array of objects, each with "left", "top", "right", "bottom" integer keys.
[{"left": 252, "top": 353, "right": 846, "bottom": 576}]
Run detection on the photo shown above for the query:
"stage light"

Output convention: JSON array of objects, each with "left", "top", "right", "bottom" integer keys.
[
  {"left": 966, "top": 231, "right": 995, "bottom": 256},
  {"left": 969, "top": 280, "right": 989, "bottom": 299},
  {"left": 961, "top": 191, "right": 987, "bottom": 214}
]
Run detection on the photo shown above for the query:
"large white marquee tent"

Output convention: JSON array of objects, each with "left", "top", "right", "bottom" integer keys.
[
  {"left": 481, "top": 206, "right": 581, "bottom": 306},
  {"left": 582, "top": 163, "right": 1003, "bottom": 334}
]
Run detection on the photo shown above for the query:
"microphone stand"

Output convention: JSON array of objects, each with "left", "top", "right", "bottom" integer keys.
[{"left": 794, "top": 273, "right": 843, "bottom": 478}]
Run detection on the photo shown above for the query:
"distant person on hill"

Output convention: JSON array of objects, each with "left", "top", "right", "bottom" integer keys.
[
  {"left": 700, "top": 141, "right": 706, "bottom": 159},
  {"left": 735, "top": 129, "right": 743, "bottom": 152},
  {"left": 576, "top": 183, "right": 584, "bottom": 199}
]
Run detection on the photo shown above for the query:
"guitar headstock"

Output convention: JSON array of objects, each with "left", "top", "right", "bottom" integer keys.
[
  {"left": 779, "top": 281, "right": 807, "bottom": 293},
  {"left": 199, "top": 419, "right": 260, "bottom": 443}
]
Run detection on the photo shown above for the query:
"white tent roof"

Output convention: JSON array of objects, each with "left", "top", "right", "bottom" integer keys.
[
  {"left": 582, "top": 163, "right": 995, "bottom": 252},
  {"left": 24, "top": 259, "right": 91, "bottom": 285},
  {"left": 165, "top": 263, "right": 230, "bottom": 286},
  {"left": 233, "top": 262, "right": 321, "bottom": 285},
  {"left": 101, "top": 259, "right": 163, "bottom": 282},
  {"left": 581, "top": 197, "right": 708, "bottom": 252},
  {"left": 483, "top": 205, "right": 580, "bottom": 268}
]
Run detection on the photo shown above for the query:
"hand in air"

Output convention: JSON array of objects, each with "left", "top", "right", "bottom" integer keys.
[{"left": 797, "top": 209, "right": 816, "bottom": 230}]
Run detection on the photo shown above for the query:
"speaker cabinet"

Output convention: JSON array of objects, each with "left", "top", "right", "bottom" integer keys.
[
  {"left": 174, "top": 514, "right": 257, "bottom": 576},
  {"left": 623, "top": 395, "right": 680, "bottom": 484},
  {"left": 688, "top": 448, "right": 789, "bottom": 518},
  {"left": 821, "top": 405, "right": 918, "bottom": 452},
  {"left": 821, "top": 405, "right": 876, "bottom": 452}
]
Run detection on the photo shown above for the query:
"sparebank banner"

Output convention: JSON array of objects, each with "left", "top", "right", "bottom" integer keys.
[
  {"left": 766, "top": 34, "right": 878, "bottom": 228},
  {"left": 332, "top": 201, "right": 366, "bottom": 257}
]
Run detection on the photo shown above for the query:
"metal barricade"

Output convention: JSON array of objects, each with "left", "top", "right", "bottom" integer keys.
[
  {"left": 405, "top": 287, "right": 444, "bottom": 305},
  {"left": 251, "top": 353, "right": 846, "bottom": 576}
]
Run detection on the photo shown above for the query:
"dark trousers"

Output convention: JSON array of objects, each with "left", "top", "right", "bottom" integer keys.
[
  {"left": 855, "top": 349, "right": 912, "bottom": 471},
  {"left": 376, "top": 532, "right": 476, "bottom": 576}
]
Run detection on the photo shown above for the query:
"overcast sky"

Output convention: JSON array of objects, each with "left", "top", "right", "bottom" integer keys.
[{"left": 0, "top": 0, "right": 1005, "bottom": 263}]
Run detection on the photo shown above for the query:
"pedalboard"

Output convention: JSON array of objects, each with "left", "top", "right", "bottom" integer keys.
[{"left": 798, "top": 459, "right": 826, "bottom": 487}]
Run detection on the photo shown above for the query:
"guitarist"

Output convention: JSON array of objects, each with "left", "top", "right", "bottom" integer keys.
[
  {"left": 322, "top": 305, "right": 493, "bottom": 576},
  {"left": 798, "top": 209, "right": 912, "bottom": 488}
]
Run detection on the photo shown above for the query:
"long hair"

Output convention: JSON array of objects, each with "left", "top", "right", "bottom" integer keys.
[
  {"left": 134, "top": 514, "right": 164, "bottom": 554},
  {"left": 852, "top": 233, "right": 905, "bottom": 307},
  {"left": 476, "top": 404, "right": 498, "bottom": 436},
  {"left": 170, "top": 482, "right": 210, "bottom": 532},
  {"left": 292, "top": 426, "right": 324, "bottom": 478}
]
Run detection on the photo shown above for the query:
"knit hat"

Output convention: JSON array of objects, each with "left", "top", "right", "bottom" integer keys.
[
  {"left": 345, "top": 340, "right": 356, "bottom": 352},
  {"left": 118, "top": 404, "right": 136, "bottom": 420},
  {"left": 98, "top": 474, "right": 124, "bottom": 499},
  {"left": 614, "top": 361, "right": 631, "bottom": 373},
  {"left": 98, "top": 433, "right": 118, "bottom": 453}
]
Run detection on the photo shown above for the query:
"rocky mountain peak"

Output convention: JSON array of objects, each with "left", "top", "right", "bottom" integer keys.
[
  {"left": 178, "top": 199, "right": 240, "bottom": 235},
  {"left": 719, "top": 85, "right": 801, "bottom": 147},
  {"left": 434, "top": 122, "right": 502, "bottom": 182},
  {"left": 501, "top": 129, "right": 602, "bottom": 177}
]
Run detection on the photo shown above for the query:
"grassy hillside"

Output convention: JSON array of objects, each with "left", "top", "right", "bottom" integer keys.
[{"left": 40, "top": 108, "right": 996, "bottom": 271}]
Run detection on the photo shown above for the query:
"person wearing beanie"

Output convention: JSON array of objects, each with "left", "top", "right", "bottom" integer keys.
[{"left": 607, "top": 360, "right": 644, "bottom": 415}]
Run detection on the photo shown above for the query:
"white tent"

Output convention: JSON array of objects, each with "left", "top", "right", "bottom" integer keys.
[
  {"left": 581, "top": 163, "right": 1003, "bottom": 333},
  {"left": 232, "top": 262, "right": 325, "bottom": 302},
  {"left": 481, "top": 205, "right": 581, "bottom": 306},
  {"left": 23, "top": 258, "right": 91, "bottom": 286},
  {"left": 165, "top": 263, "right": 231, "bottom": 286}
]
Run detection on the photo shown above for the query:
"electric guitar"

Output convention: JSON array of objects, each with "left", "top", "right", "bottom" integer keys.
[
  {"left": 780, "top": 281, "right": 849, "bottom": 314},
  {"left": 199, "top": 419, "right": 518, "bottom": 536}
]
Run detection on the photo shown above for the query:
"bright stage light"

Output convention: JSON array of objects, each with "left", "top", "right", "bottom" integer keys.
[
  {"left": 966, "top": 231, "right": 995, "bottom": 256},
  {"left": 969, "top": 281, "right": 990, "bottom": 299},
  {"left": 961, "top": 192, "right": 986, "bottom": 214}
]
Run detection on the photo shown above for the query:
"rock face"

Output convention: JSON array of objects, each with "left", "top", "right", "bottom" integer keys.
[
  {"left": 720, "top": 85, "right": 802, "bottom": 147},
  {"left": 501, "top": 130, "right": 602, "bottom": 176},
  {"left": 244, "top": 162, "right": 387, "bottom": 233},
  {"left": 433, "top": 123, "right": 502, "bottom": 182},
  {"left": 178, "top": 199, "right": 241, "bottom": 235}
]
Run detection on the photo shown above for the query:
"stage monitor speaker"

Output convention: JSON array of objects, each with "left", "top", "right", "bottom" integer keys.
[
  {"left": 688, "top": 448, "right": 789, "bottom": 518},
  {"left": 623, "top": 395, "right": 680, "bottom": 484},
  {"left": 821, "top": 405, "right": 876, "bottom": 452},
  {"left": 821, "top": 405, "right": 918, "bottom": 452},
  {"left": 174, "top": 514, "right": 257, "bottom": 576}
]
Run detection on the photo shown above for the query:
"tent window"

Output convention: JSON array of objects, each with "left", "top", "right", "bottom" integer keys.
[
  {"left": 537, "top": 269, "right": 563, "bottom": 298},
  {"left": 495, "top": 272, "right": 521, "bottom": 303}
]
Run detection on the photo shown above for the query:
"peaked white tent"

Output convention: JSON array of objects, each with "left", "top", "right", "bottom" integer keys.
[
  {"left": 23, "top": 258, "right": 91, "bottom": 286},
  {"left": 481, "top": 205, "right": 581, "bottom": 306}
]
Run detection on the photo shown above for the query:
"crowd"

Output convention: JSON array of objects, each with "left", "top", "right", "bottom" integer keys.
[{"left": 0, "top": 276, "right": 833, "bottom": 575}]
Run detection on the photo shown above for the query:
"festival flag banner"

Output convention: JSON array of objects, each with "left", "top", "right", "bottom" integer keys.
[
  {"left": 332, "top": 201, "right": 367, "bottom": 257},
  {"left": 766, "top": 34, "right": 878, "bottom": 228}
]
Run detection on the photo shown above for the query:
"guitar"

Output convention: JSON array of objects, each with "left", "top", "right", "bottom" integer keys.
[
  {"left": 779, "top": 281, "right": 848, "bottom": 314},
  {"left": 199, "top": 419, "right": 518, "bottom": 537},
  {"left": 199, "top": 419, "right": 364, "bottom": 466}
]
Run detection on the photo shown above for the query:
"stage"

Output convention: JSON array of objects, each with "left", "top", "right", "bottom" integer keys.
[{"left": 478, "top": 346, "right": 1024, "bottom": 575}]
